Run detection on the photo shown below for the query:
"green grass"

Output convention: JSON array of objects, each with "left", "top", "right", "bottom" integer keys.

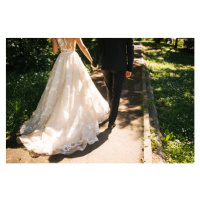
[{"left": 142, "top": 41, "right": 194, "bottom": 163}]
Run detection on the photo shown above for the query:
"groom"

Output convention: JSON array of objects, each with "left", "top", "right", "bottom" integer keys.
[{"left": 92, "top": 38, "right": 134, "bottom": 129}]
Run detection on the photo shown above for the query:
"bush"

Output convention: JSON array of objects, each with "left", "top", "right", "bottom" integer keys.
[
  {"left": 153, "top": 38, "right": 163, "bottom": 43},
  {"left": 184, "top": 38, "right": 194, "bottom": 49},
  {"left": 6, "top": 38, "right": 57, "bottom": 73}
]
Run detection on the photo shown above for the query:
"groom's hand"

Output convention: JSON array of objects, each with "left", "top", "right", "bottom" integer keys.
[{"left": 126, "top": 71, "right": 132, "bottom": 78}]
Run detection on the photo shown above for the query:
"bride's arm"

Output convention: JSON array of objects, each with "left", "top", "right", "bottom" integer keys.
[
  {"left": 51, "top": 38, "right": 58, "bottom": 54},
  {"left": 75, "top": 38, "right": 93, "bottom": 63}
]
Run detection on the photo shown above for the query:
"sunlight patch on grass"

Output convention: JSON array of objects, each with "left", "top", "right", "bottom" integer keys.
[{"left": 142, "top": 41, "right": 194, "bottom": 163}]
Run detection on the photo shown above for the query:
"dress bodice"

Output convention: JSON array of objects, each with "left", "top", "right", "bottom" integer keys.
[{"left": 56, "top": 38, "right": 76, "bottom": 52}]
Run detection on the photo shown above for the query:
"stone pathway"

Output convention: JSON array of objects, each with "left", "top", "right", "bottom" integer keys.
[{"left": 6, "top": 42, "right": 145, "bottom": 163}]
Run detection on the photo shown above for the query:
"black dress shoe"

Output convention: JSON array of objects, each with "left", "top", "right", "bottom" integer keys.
[
  {"left": 99, "top": 119, "right": 109, "bottom": 127},
  {"left": 108, "top": 123, "right": 116, "bottom": 129}
]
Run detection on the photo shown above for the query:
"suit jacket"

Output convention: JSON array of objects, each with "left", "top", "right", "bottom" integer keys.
[{"left": 92, "top": 38, "right": 134, "bottom": 72}]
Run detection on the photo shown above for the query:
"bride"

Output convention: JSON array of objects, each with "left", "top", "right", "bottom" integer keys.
[{"left": 17, "top": 38, "right": 110, "bottom": 155}]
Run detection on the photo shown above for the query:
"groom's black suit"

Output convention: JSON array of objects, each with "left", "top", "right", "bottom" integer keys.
[{"left": 92, "top": 38, "right": 134, "bottom": 125}]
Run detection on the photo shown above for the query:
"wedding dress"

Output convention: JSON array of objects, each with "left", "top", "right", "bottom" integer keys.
[{"left": 18, "top": 38, "right": 110, "bottom": 155}]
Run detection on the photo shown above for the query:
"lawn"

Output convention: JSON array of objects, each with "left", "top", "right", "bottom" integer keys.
[{"left": 141, "top": 40, "right": 194, "bottom": 163}]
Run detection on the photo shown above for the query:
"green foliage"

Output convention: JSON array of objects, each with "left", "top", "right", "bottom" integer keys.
[
  {"left": 150, "top": 127, "right": 156, "bottom": 134},
  {"left": 6, "top": 70, "right": 50, "bottom": 136},
  {"left": 141, "top": 38, "right": 153, "bottom": 42},
  {"left": 142, "top": 40, "right": 194, "bottom": 163},
  {"left": 134, "top": 38, "right": 142, "bottom": 41},
  {"left": 151, "top": 139, "right": 160, "bottom": 151},
  {"left": 163, "top": 138, "right": 194, "bottom": 163},
  {"left": 162, "top": 129, "right": 174, "bottom": 142},
  {"left": 153, "top": 38, "right": 163, "bottom": 43},
  {"left": 177, "top": 39, "right": 184, "bottom": 48},
  {"left": 6, "top": 38, "right": 58, "bottom": 72},
  {"left": 184, "top": 38, "right": 194, "bottom": 50}
]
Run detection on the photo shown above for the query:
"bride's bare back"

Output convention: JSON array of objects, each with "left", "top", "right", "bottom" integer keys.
[
  {"left": 52, "top": 38, "right": 93, "bottom": 63},
  {"left": 57, "top": 38, "right": 76, "bottom": 52}
]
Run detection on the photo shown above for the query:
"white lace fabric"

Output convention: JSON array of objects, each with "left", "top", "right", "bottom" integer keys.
[{"left": 19, "top": 38, "right": 110, "bottom": 155}]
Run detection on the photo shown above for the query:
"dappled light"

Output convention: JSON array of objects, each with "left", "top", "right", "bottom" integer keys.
[
  {"left": 142, "top": 39, "right": 194, "bottom": 163},
  {"left": 6, "top": 38, "right": 194, "bottom": 163}
]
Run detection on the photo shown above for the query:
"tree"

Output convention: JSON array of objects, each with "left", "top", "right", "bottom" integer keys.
[{"left": 174, "top": 38, "right": 178, "bottom": 49}]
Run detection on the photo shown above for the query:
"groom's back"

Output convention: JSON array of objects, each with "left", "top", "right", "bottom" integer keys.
[
  {"left": 97, "top": 38, "right": 134, "bottom": 72},
  {"left": 104, "top": 38, "right": 126, "bottom": 56}
]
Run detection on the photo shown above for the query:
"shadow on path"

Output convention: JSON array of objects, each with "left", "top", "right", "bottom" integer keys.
[
  {"left": 6, "top": 136, "right": 24, "bottom": 149},
  {"left": 48, "top": 128, "right": 112, "bottom": 163}
]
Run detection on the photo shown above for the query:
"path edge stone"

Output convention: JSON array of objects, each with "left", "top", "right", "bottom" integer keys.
[
  {"left": 142, "top": 45, "right": 166, "bottom": 163},
  {"left": 141, "top": 52, "right": 153, "bottom": 164}
]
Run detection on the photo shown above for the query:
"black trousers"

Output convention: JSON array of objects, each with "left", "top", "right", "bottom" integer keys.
[{"left": 102, "top": 70, "right": 126, "bottom": 124}]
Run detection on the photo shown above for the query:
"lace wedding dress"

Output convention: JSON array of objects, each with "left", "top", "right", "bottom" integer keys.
[{"left": 18, "top": 38, "right": 110, "bottom": 155}]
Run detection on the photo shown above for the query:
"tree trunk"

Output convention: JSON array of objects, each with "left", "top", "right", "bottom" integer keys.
[{"left": 174, "top": 38, "right": 178, "bottom": 49}]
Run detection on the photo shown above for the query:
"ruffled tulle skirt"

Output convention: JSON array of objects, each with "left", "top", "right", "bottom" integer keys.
[{"left": 18, "top": 51, "right": 110, "bottom": 155}]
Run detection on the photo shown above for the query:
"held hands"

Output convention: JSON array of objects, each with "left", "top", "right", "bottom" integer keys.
[
  {"left": 90, "top": 64, "right": 131, "bottom": 77},
  {"left": 126, "top": 71, "right": 132, "bottom": 78},
  {"left": 91, "top": 64, "right": 99, "bottom": 71}
]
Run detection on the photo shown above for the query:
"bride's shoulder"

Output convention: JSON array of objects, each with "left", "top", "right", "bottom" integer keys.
[
  {"left": 74, "top": 38, "right": 83, "bottom": 44},
  {"left": 74, "top": 38, "right": 82, "bottom": 41}
]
